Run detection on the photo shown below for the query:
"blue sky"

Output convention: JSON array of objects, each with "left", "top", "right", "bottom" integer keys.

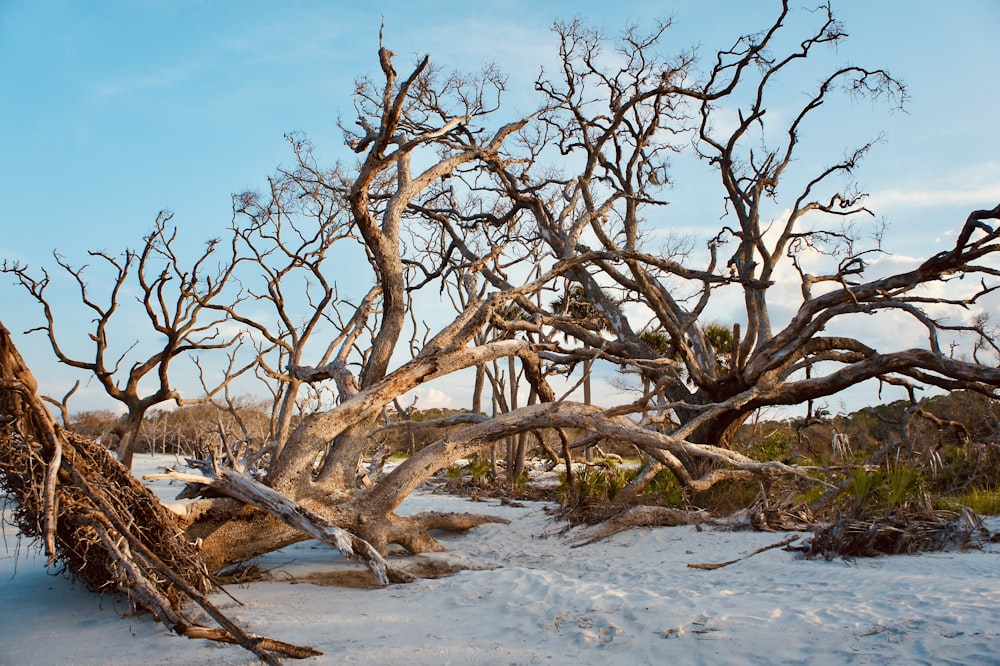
[{"left": 2, "top": 1, "right": 999, "bottom": 415}]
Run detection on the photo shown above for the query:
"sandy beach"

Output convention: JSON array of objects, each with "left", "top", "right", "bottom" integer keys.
[{"left": 2, "top": 455, "right": 998, "bottom": 665}]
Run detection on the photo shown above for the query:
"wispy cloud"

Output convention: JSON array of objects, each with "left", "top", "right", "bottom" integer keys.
[
  {"left": 868, "top": 184, "right": 1000, "bottom": 210},
  {"left": 866, "top": 161, "right": 1000, "bottom": 212}
]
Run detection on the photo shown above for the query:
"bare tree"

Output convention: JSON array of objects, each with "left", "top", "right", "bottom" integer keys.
[
  {"left": 198, "top": 143, "right": 377, "bottom": 463},
  {"left": 447, "top": 6, "right": 1000, "bottom": 495},
  {"left": 2, "top": 214, "right": 239, "bottom": 468},
  {"left": 6, "top": 4, "right": 1000, "bottom": 582},
  {"left": 41, "top": 380, "right": 79, "bottom": 428},
  {"left": 161, "top": 8, "right": 1000, "bottom": 568}
]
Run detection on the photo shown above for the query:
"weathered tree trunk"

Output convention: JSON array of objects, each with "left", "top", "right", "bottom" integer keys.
[{"left": 115, "top": 410, "right": 145, "bottom": 470}]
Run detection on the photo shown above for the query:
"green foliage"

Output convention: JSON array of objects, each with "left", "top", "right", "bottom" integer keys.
[
  {"left": 792, "top": 481, "right": 828, "bottom": 507},
  {"left": 575, "top": 466, "right": 618, "bottom": 500},
  {"left": 841, "top": 460, "right": 924, "bottom": 516},
  {"left": 886, "top": 465, "right": 922, "bottom": 509},
  {"left": 850, "top": 467, "right": 880, "bottom": 506},
  {"left": 550, "top": 286, "right": 619, "bottom": 331},
  {"left": 559, "top": 463, "right": 638, "bottom": 504},
  {"left": 468, "top": 458, "right": 493, "bottom": 483},
  {"left": 510, "top": 471, "right": 529, "bottom": 494},
  {"left": 747, "top": 430, "right": 792, "bottom": 462},
  {"left": 639, "top": 328, "right": 670, "bottom": 355},
  {"left": 644, "top": 470, "right": 684, "bottom": 506},
  {"left": 695, "top": 478, "right": 760, "bottom": 514},
  {"left": 702, "top": 322, "right": 733, "bottom": 355}
]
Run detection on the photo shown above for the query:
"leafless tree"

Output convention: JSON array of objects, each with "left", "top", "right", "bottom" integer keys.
[
  {"left": 41, "top": 380, "right": 79, "bottom": 428},
  {"left": 2, "top": 214, "right": 240, "bottom": 468},
  {"left": 7, "top": 3, "right": 1000, "bottom": 577},
  {"left": 198, "top": 144, "right": 377, "bottom": 463},
  {"left": 164, "top": 6, "right": 999, "bottom": 568},
  {"left": 444, "top": 6, "right": 1000, "bottom": 496}
]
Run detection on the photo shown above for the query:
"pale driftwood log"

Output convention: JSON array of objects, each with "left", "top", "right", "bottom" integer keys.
[
  {"left": 570, "top": 506, "right": 711, "bottom": 548},
  {"left": 147, "top": 464, "right": 416, "bottom": 584}
]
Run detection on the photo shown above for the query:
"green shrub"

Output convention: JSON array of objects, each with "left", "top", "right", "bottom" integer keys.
[
  {"left": 646, "top": 470, "right": 684, "bottom": 506},
  {"left": 792, "top": 481, "right": 828, "bottom": 507},
  {"left": 747, "top": 430, "right": 792, "bottom": 462},
  {"left": 695, "top": 478, "right": 759, "bottom": 514},
  {"left": 559, "top": 463, "right": 640, "bottom": 504},
  {"left": 851, "top": 467, "right": 880, "bottom": 507},
  {"left": 468, "top": 458, "right": 493, "bottom": 484},
  {"left": 886, "top": 465, "right": 922, "bottom": 509}
]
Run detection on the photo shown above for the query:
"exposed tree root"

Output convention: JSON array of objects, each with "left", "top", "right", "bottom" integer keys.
[
  {"left": 794, "top": 508, "right": 991, "bottom": 559},
  {"left": 0, "top": 322, "right": 321, "bottom": 663}
]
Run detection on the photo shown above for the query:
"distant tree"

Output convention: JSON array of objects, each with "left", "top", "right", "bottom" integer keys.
[{"left": 68, "top": 408, "right": 120, "bottom": 441}]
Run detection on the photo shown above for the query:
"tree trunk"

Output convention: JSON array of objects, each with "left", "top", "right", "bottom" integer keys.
[{"left": 115, "top": 411, "right": 145, "bottom": 470}]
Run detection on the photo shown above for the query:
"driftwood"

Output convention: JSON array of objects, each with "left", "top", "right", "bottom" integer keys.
[
  {"left": 146, "top": 462, "right": 418, "bottom": 584},
  {"left": 687, "top": 534, "right": 800, "bottom": 570},
  {"left": 0, "top": 321, "right": 320, "bottom": 663},
  {"left": 570, "top": 505, "right": 710, "bottom": 547}
]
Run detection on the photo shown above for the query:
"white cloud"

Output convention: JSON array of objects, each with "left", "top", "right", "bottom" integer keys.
[
  {"left": 864, "top": 160, "right": 1000, "bottom": 215},
  {"left": 403, "top": 386, "right": 453, "bottom": 410}
]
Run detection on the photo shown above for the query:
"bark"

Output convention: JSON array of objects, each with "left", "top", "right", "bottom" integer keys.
[
  {"left": 114, "top": 410, "right": 145, "bottom": 470},
  {"left": 147, "top": 464, "right": 416, "bottom": 583}
]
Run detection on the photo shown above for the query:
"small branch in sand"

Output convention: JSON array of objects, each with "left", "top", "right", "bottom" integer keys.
[{"left": 687, "top": 534, "right": 800, "bottom": 570}]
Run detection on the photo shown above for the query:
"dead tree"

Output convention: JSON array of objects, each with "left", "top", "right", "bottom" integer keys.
[
  {"left": 100, "top": 10, "right": 1000, "bottom": 565},
  {"left": 4, "top": 3, "right": 1000, "bottom": 588},
  {"left": 2, "top": 215, "right": 241, "bottom": 469},
  {"left": 196, "top": 149, "right": 383, "bottom": 463},
  {"left": 437, "top": 6, "right": 1000, "bottom": 497}
]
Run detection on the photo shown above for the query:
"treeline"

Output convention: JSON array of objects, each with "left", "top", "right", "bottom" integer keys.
[
  {"left": 737, "top": 391, "right": 1000, "bottom": 484},
  {"left": 68, "top": 389, "right": 1000, "bottom": 503},
  {"left": 67, "top": 402, "right": 486, "bottom": 459}
]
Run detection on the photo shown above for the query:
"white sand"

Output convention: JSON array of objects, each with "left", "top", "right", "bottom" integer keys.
[{"left": 2, "top": 455, "right": 998, "bottom": 665}]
